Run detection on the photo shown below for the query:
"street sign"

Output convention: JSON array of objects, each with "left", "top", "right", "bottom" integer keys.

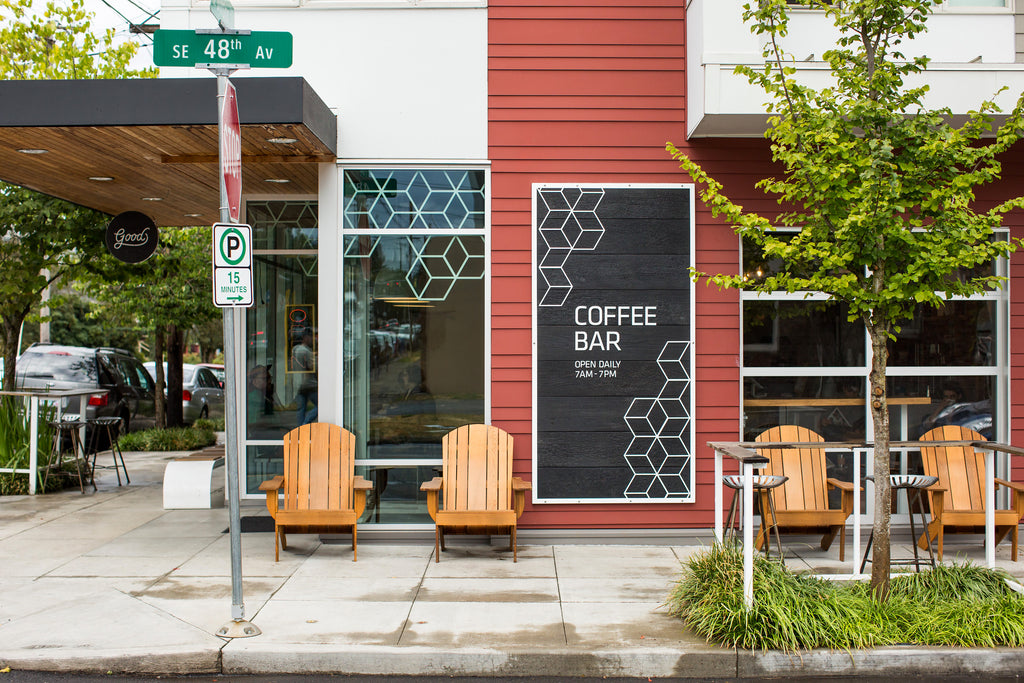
[
  {"left": 153, "top": 30, "right": 293, "bottom": 68},
  {"left": 210, "top": 0, "right": 235, "bottom": 30},
  {"left": 220, "top": 80, "right": 241, "bottom": 223},
  {"left": 213, "top": 223, "right": 253, "bottom": 307}
]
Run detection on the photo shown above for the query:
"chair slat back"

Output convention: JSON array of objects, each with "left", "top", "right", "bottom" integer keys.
[
  {"left": 283, "top": 423, "right": 355, "bottom": 511},
  {"left": 920, "top": 425, "right": 987, "bottom": 512},
  {"left": 442, "top": 424, "right": 513, "bottom": 512},
  {"left": 756, "top": 425, "right": 828, "bottom": 512}
]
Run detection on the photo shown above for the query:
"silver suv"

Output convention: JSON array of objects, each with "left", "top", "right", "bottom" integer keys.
[{"left": 15, "top": 344, "right": 157, "bottom": 433}]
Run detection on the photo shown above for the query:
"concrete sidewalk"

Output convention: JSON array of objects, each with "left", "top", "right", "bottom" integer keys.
[{"left": 1, "top": 450, "right": 1023, "bottom": 679}]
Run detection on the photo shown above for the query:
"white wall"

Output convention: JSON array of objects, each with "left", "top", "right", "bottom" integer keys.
[
  {"left": 160, "top": 0, "right": 488, "bottom": 160},
  {"left": 689, "top": 0, "right": 1024, "bottom": 137}
]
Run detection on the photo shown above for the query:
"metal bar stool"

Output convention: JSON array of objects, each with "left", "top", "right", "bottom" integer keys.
[
  {"left": 42, "top": 419, "right": 90, "bottom": 493},
  {"left": 87, "top": 416, "right": 129, "bottom": 486},
  {"left": 723, "top": 474, "right": 788, "bottom": 559},
  {"left": 860, "top": 474, "right": 939, "bottom": 573}
]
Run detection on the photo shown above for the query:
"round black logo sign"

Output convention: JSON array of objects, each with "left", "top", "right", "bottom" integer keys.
[{"left": 105, "top": 211, "right": 158, "bottom": 263}]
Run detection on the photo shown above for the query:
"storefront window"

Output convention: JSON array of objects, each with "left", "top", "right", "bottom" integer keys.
[
  {"left": 342, "top": 168, "right": 487, "bottom": 525},
  {"left": 744, "top": 300, "right": 863, "bottom": 367},
  {"left": 243, "top": 200, "right": 318, "bottom": 493},
  {"left": 889, "top": 300, "right": 995, "bottom": 366},
  {"left": 343, "top": 169, "right": 485, "bottom": 230}
]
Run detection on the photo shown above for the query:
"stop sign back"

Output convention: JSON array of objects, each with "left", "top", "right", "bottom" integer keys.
[{"left": 220, "top": 80, "right": 241, "bottom": 223}]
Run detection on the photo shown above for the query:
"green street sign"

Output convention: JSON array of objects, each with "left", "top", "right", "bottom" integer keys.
[
  {"left": 153, "top": 30, "right": 292, "bottom": 68},
  {"left": 210, "top": 0, "right": 235, "bottom": 30}
]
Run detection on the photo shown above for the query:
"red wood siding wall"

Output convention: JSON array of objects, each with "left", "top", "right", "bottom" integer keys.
[
  {"left": 993, "top": 147, "right": 1024, "bottom": 483},
  {"left": 490, "top": 1, "right": 1024, "bottom": 528},
  {"left": 489, "top": 1, "right": 775, "bottom": 528}
]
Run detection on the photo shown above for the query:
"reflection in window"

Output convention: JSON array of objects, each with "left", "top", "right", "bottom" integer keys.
[
  {"left": 249, "top": 200, "right": 318, "bottom": 250},
  {"left": 243, "top": 200, "right": 318, "bottom": 495},
  {"left": 245, "top": 254, "right": 319, "bottom": 442},
  {"left": 343, "top": 235, "right": 485, "bottom": 462},
  {"left": 743, "top": 376, "right": 865, "bottom": 442},
  {"left": 889, "top": 301, "right": 995, "bottom": 366},
  {"left": 744, "top": 300, "right": 863, "bottom": 367},
  {"left": 888, "top": 375, "right": 995, "bottom": 441}
]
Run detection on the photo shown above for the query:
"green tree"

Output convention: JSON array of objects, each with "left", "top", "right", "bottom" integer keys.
[
  {"left": 80, "top": 227, "right": 218, "bottom": 427},
  {"left": 0, "top": 0, "right": 155, "bottom": 391},
  {"left": 21, "top": 293, "right": 144, "bottom": 352},
  {"left": 667, "top": 0, "right": 1024, "bottom": 598}
]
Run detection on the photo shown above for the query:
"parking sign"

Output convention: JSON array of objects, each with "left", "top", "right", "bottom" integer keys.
[{"left": 213, "top": 223, "right": 253, "bottom": 307}]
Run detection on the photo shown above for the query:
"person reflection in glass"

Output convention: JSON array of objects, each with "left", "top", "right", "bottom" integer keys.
[{"left": 291, "top": 327, "right": 318, "bottom": 425}]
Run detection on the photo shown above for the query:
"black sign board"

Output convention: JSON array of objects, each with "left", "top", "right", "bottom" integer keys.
[
  {"left": 533, "top": 185, "right": 694, "bottom": 503},
  {"left": 105, "top": 211, "right": 158, "bottom": 263}
]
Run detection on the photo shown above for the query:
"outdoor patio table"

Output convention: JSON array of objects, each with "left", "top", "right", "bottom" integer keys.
[{"left": 0, "top": 388, "right": 108, "bottom": 494}]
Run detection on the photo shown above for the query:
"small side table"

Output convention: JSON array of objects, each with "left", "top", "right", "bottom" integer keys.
[
  {"left": 860, "top": 474, "right": 939, "bottom": 573},
  {"left": 723, "top": 474, "right": 789, "bottom": 559},
  {"left": 43, "top": 419, "right": 90, "bottom": 493},
  {"left": 87, "top": 416, "right": 129, "bottom": 486}
]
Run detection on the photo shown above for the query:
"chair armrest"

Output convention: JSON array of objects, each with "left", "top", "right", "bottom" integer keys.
[
  {"left": 259, "top": 476, "right": 284, "bottom": 518},
  {"left": 353, "top": 475, "right": 373, "bottom": 491},
  {"left": 420, "top": 477, "right": 443, "bottom": 492},
  {"left": 995, "top": 478, "right": 1024, "bottom": 494},
  {"left": 258, "top": 476, "right": 284, "bottom": 492},
  {"left": 826, "top": 478, "right": 856, "bottom": 492},
  {"left": 511, "top": 477, "right": 531, "bottom": 517},
  {"left": 421, "top": 477, "right": 443, "bottom": 521}
]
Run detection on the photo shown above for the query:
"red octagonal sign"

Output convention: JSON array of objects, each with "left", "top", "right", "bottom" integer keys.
[{"left": 220, "top": 80, "right": 242, "bottom": 223}]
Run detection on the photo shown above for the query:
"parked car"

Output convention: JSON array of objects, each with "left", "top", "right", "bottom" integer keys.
[
  {"left": 197, "top": 363, "right": 225, "bottom": 387},
  {"left": 15, "top": 344, "right": 156, "bottom": 434},
  {"left": 143, "top": 362, "right": 225, "bottom": 424}
]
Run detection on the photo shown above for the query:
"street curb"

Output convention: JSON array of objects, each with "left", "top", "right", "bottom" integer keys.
[
  {"left": 0, "top": 648, "right": 221, "bottom": 675},
  {"left": 6, "top": 643, "right": 1024, "bottom": 678},
  {"left": 742, "top": 646, "right": 1024, "bottom": 678},
  {"left": 220, "top": 644, "right": 734, "bottom": 678}
]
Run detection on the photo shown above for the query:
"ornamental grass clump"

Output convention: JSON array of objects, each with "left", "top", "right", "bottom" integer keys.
[
  {"left": 667, "top": 544, "right": 1024, "bottom": 651},
  {"left": 118, "top": 424, "right": 217, "bottom": 452}
]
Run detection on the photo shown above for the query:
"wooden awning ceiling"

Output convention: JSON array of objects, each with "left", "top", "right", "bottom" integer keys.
[{"left": 0, "top": 77, "right": 336, "bottom": 227}]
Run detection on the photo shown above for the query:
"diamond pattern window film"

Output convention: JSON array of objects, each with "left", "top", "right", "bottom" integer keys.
[
  {"left": 343, "top": 169, "right": 486, "bottom": 230},
  {"left": 342, "top": 235, "right": 484, "bottom": 302},
  {"left": 249, "top": 200, "right": 318, "bottom": 250}
]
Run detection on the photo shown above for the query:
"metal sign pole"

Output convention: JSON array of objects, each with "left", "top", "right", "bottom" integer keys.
[{"left": 214, "top": 69, "right": 259, "bottom": 639}]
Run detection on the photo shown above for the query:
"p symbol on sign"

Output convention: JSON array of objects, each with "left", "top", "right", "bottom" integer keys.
[
  {"left": 226, "top": 234, "right": 242, "bottom": 258},
  {"left": 214, "top": 223, "right": 252, "bottom": 269}
]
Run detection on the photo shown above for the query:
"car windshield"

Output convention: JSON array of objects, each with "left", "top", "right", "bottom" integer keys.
[{"left": 18, "top": 351, "right": 96, "bottom": 383}]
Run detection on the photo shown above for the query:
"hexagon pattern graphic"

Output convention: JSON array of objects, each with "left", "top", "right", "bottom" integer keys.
[
  {"left": 537, "top": 188, "right": 606, "bottom": 307},
  {"left": 344, "top": 170, "right": 485, "bottom": 230},
  {"left": 623, "top": 341, "right": 692, "bottom": 499},
  {"left": 343, "top": 235, "right": 484, "bottom": 302}
]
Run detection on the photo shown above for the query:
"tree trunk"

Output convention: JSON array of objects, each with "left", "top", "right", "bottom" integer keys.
[
  {"left": 166, "top": 324, "right": 185, "bottom": 428},
  {"left": 0, "top": 316, "right": 23, "bottom": 393},
  {"left": 868, "top": 322, "right": 892, "bottom": 600},
  {"left": 154, "top": 327, "right": 166, "bottom": 429}
]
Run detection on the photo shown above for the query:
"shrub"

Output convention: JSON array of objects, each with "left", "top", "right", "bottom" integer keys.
[
  {"left": 667, "top": 543, "right": 1024, "bottom": 651},
  {"left": 119, "top": 424, "right": 217, "bottom": 452}
]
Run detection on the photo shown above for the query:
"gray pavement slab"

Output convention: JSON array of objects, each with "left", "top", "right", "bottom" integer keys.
[{"left": 1, "top": 449, "right": 1024, "bottom": 678}]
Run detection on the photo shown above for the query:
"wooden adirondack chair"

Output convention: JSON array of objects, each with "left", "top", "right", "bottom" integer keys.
[
  {"left": 258, "top": 423, "right": 372, "bottom": 561},
  {"left": 420, "top": 424, "right": 531, "bottom": 562},
  {"left": 754, "top": 425, "right": 856, "bottom": 561},
  {"left": 919, "top": 425, "right": 1024, "bottom": 561}
]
